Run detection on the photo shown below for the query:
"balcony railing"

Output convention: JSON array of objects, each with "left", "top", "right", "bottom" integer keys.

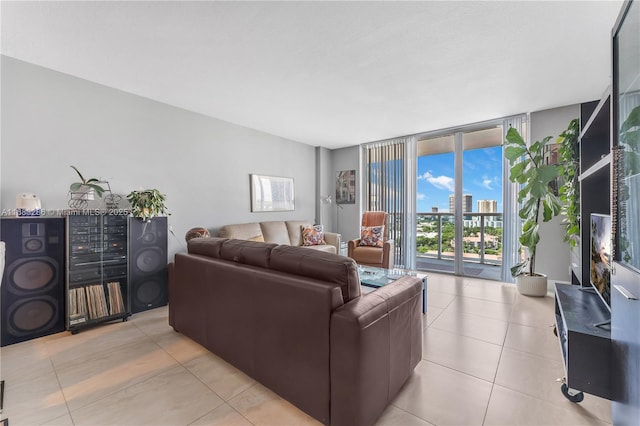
[{"left": 416, "top": 212, "right": 503, "bottom": 267}]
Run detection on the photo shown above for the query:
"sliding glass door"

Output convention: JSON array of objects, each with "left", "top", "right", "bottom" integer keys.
[{"left": 416, "top": 123, "right": 506, "bottom": 280}]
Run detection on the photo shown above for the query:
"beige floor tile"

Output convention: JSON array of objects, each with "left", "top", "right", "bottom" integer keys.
[
  {"left": 495, "top": 347, "right": 612, "bottom": 424},
  {"left": 56, "top": 338, "right": 179, "bottom": 411},
  {"left": 375, "top": 405, "right": 435, "bottom": 426},
  {"left": 41, "top": 412, "right": 75, "bottom": 425},
  {"left": 1, "top": 338, "right": 55, "bottom": 382},
  {"left": 228, "top": 383, "right": 321, "bottom": 426},
  {"left": 426, "top": 290, "right": 456, "bottom": 309},
  {"left": 183, "top": 351, "right": 256, "bottom": 401},
  {"left": 447, "top": 295, "right": 513, "bottom": 322},
  {"left": 484, "top": 384, "right": 611, "bottom": 426},
  {"left": 430, "top": 308, "right": 509, "bottom": 345},
  {"left": 131, "top": 306, "right": 172, "bottom": 337},
  {"left": 45, "top": 321, "right": 147, "bottom": 365},
  {"left": 423, "top": 306, "right": 443, "bottom": 328},
  {"left": 391, "top": 360, "right": 493, "bottom": 426},
  {"left": 423, "top": 327, "right": 502, "bottom": 382},
  {"left": 424, "top": 275, "right": 467, "bottom": 295},
  {"left": 70, "top": 364, "right": 224, "bottom": 425},
  {"left": 460, "top": 280, "right": 517, "bottom": 304},
  {"left": 189, "top": 403, "right": 253, "bottom": 426},
  {"left": 510, "top": 293, "right": 557, "bottom": 329},
  {"left": 2, "top": 369, "right": 68, "bottom": 426},
  {"left": 152, "top": 328, "right": 211, "bottom": 364},
  {"left": 504, "top": 322, "right": 561, "bottom": 360}
]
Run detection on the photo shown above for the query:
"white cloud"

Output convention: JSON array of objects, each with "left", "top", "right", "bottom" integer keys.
[
  {"left": 417, "top": 171, "right": 455, "bottom": 192},
  {"left": 481, "top": 175, "right": 499, "bottom": 190},
  {"left": 417, "top": 193, "right": 426, "bottom": 200}
]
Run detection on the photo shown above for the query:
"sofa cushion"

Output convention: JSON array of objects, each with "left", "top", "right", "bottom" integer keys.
[
  {"left": 219, "top": 223, "right": 264, "bottom": 242},
  {"left": 219, "top": 239, "right": 278, "bottom": 268},
  {"left": 359, "top": 225, "right": 384, "bottom": 248},
  {"left": 305, "top": 244, "right": 337, "bottom": 254},
  {"left": 285, "top": 220, "right": 313, "bottom": 246},
  {"left": 260, "top": 221, "right": 291, "bottom": 245},
  {"left": 301, "top": 225, "right": 326, "bottom": 246},
  {"left": 270, "top": 245, "right": 361, "bottom": 302},
  {"left": 187, "top": 237, "right": 228, "bottom": 259}
]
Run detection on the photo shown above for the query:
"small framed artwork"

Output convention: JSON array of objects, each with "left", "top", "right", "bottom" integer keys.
[
  {"left": 250, "top": 174, "right": 295, "bottom": 212},
  {"left": 336, "top": 170, "right": 356, "bottom": 204}
]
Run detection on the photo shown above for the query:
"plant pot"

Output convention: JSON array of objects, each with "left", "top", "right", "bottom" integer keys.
[
  {"left": 70, "top": 186, "right": 95, "bottom": 201},
  {"left": 515, "top": 273, "right": 548, "bottom": 297}
]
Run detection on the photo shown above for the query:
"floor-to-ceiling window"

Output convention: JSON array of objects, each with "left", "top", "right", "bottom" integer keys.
[{"left": 414, "top": 117, "right": 525, "bottom": 280}]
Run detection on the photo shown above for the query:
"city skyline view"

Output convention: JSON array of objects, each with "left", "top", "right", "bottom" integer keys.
[{"left": 417, "top": 145, "right": 503, "bottom": 213}]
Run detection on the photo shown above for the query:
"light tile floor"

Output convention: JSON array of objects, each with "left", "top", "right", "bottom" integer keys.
[{"left": 1, "top": 273, "right": 611, "bottom": 426}]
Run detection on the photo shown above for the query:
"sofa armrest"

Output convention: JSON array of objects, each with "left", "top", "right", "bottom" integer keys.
[
  {"left": 323, "top": 231, "right": 341, "bottom": 254},
  {"left": 330, "top": 276, "right": 422, "bottom": 426}
]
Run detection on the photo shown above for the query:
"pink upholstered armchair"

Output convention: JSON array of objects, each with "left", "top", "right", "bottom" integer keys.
[{"left": 348, "top": 211, "right": 395, "bottom": 269}]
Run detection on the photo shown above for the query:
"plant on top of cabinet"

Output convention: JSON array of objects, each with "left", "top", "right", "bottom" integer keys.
[
  {"left": 69, "top": 165, "right": 106, "bottom": 209},
  {"left": 127, "top": 189, "right": 169, "bottom": 222}
]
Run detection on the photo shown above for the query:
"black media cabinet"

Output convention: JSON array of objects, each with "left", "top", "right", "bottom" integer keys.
[{"left": 554, "top": 283, "right": 612, "bottom": 402}]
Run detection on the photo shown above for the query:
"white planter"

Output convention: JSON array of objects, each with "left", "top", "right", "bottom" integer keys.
[
  {"left": 70, "top": 186, "right": 95, "bottom": 201},
  {"left": 516, "top": 273, "right": 548, "bottom": 297}
]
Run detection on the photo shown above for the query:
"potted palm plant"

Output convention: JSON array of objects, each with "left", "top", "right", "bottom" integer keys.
[
  {"left": 504, "top": 127, "right": 562, "bottom": 296},
  {"left": 127, "top": 189, "right": 169, "bottom": 222}
]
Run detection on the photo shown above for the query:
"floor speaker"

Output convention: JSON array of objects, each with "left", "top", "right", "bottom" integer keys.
[
  {"left": 1, "top": 217, "right": 65, "bottom": 346},
  {"left": 129, "top": 216, "right": 168, "bottom": 313}
]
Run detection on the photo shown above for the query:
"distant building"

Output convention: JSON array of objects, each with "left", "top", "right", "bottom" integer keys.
[
  {"left": 449, "top": 194, "right": 472, "bottom": 213},
  {"left": 477, "top": 200, "right": 498, "bottom": 213},
  {"left": 431, "top": 207, "right": 438, "bottom": 213}
]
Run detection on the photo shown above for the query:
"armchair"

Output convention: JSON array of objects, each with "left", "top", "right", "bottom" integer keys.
[{"left": 348, "top": 211, "right": 395, "bottom": 269}]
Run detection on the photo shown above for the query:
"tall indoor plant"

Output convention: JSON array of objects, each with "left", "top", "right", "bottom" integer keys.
[
  {"left": 504, "top": 127, "right": 562, "bottom": 296},
  {"left": 557, "top": 119, "right": 581, "bottom": 248}
]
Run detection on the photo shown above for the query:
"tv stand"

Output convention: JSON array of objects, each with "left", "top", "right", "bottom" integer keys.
[
  {"left": 577, "top": 287, "right": 612, "bottom": 328},
  {"left": 554, "top": 283, "right": 612, "bottom": 402}
]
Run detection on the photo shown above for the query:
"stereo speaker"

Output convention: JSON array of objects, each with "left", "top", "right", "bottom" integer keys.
[
  {"left": 1, "top": 217, "right": 65, "bottom": 346},
  {"left": 129, "top": 216, "right": 168, "bottom": 313}
]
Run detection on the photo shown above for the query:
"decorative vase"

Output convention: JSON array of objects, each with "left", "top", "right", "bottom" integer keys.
[{"left": 515, "top": 273, "right": 548, "bottom": 297}]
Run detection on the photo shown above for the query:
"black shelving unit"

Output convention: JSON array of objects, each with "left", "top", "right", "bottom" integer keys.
[
  {"left": 554, "top": 283, "right": 612, "bottom": 401},
  {"left": 66, "top": 213, "right": 130, "bottom": 333},
  {"left": 571, "top": 89, "right": 612, "bottom": 286}
]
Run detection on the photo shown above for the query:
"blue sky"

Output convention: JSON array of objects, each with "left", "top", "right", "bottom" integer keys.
[{"left": 417, "top": 146, "right": 503, "bottom": 213}]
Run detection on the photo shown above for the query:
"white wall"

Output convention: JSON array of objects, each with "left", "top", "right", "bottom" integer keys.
[
  {"left": 530, "top": 104, "right": 581, "bottom": 283},
  {"left": 0, "top": 56, "right": 317, "bottom": 259},
  {"left": 331, "top": 146, "right": 361, "bottom": 242}
]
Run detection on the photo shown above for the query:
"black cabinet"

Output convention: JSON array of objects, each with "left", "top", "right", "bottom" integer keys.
[
  {"left": 571, "top": 91, "right": 612, "bottom": 287},
  {"left": 66, "top": 213, "right": 130, "bottom": 332},
  {"left": 554, "top": 283, "right": 612, "bottom": 400}
]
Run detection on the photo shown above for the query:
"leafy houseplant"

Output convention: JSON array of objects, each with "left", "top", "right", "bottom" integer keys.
[
  {"left": 127, "top": 189, "right": 168, "bottom": 222},
  {"left": 69, "top": 165, "right": 106, "bottom": 200},
  {"left": 557, "top": 119, "right": 580, "bottom": 248},
  {"left": 504, "top": 127, "right": 562, "bottom": 294}
]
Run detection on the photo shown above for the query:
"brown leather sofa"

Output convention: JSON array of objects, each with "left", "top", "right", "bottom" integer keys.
[{"left": 169, "top": 238, "right": 422, "bottom": 426}]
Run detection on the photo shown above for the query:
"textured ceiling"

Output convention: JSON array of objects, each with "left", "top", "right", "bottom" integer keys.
[{"left": 0, "top": 1, "right": 624, "bottom": 149}]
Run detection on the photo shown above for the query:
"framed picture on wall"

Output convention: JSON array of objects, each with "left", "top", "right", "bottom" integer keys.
[
  {"left": 336, "top": 170, "right": 356, "bottom": 204},
  {"left": 250, "top": 174, "right": 295, "bottom": 212}
]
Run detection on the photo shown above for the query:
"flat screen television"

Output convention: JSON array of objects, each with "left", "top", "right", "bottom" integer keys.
[{"left": 590, "top": 213, "right": 612, "bottom": 308}]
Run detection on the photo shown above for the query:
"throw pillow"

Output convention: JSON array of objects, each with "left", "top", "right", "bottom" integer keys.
[
  {"left": 359, "top": 225, "right": 384, "bottom": 247},
  {"left": 301, "top": 225, "right": 326, "bottom": 246}
]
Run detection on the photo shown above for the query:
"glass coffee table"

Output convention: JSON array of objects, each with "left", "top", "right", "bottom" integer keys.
[{"left": 358, "top": 265, "right": 427, "bottom": 314}]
